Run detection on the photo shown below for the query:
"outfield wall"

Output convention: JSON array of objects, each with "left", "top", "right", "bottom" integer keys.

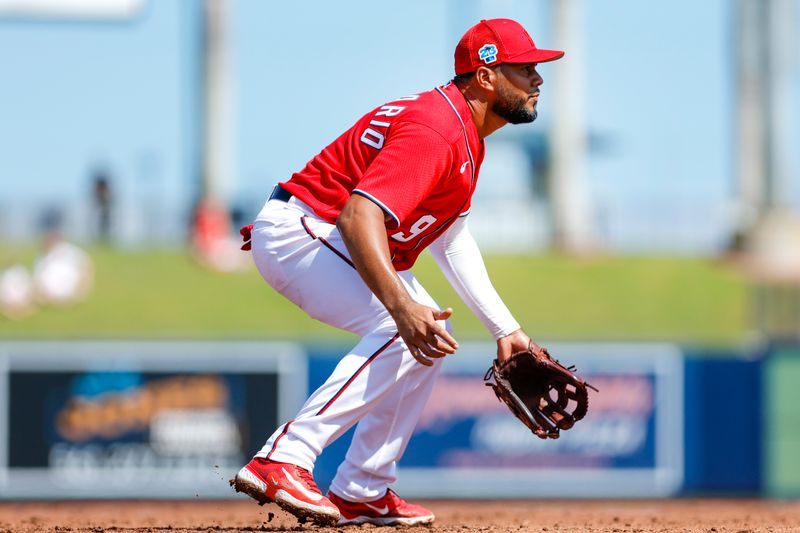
[{"left": 0, "top": 340, "right": 773, "bottom": 499}]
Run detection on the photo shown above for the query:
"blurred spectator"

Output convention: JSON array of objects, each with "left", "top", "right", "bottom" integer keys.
[
  {"left": 190, "top": 196, "right": 250, "bottom": 273},
  {"left": 32, "top": 229, "right": 94, "bottom": 307},
  {"left": 0, "top": 264, "right": 36, "bottom": 320},
  {"left": 91, "top": 166, "right": 113, "bottom": 243}
]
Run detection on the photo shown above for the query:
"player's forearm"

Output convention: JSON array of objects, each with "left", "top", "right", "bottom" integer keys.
[
  {"left": 337, "top": 195, "right": 412, "bottom": 315},
  {"left": 430, "top": 218, "right": 520, "bottom": 339}
]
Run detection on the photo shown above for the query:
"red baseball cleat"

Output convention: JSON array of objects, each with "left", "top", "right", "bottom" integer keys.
[
  {"left": 327, "top": 488, "right": 435, "bottom": 526},
  {"left": 231, "top": 457, "right": 339, "bottom": 526}
]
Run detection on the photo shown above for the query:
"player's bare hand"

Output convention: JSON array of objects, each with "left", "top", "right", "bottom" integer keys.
[
  {"left": 394, "top": 304, "right": 458, "bottom": 366},
  {"left": 497, "top": 329, "right": 535, "bottom": 363}
]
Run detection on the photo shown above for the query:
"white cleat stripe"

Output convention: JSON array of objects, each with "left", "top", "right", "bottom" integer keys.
[
  {"left": 281, "top": 467, "right": 323, "bottom": 502},
  {"left": 363, "top": 502, "right": 390, "bottom": 515}
]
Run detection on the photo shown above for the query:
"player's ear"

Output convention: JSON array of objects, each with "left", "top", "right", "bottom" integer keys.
[{"left": 474, "top": 65, "right": 498, "bottom": 93}]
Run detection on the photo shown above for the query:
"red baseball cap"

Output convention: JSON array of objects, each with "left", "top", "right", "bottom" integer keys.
[{"left": 454, "top": 18, "right": 564, "bottom": 75}]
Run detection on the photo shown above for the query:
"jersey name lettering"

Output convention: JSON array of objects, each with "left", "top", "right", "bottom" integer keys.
[
  {"left": 360, "top": 128, "right": 385, "bottom": 149},
  {"left": 359, "top": 101, "right": 414, "bottom": 150},
  {"left": 375, "top": 105, "right": 405, "bottom": 117}
]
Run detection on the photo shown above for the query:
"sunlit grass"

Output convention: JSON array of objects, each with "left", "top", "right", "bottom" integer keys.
[{"left": 0, "top": 246, "right": 749, "bottom": 345}]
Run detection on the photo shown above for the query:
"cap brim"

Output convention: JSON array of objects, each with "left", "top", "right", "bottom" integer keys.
[{"left": 506, "top": 48, "right": 565, "bottom": 64}]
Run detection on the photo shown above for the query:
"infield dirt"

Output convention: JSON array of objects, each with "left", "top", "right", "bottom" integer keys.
[{"left": 0, "top": 499, "right": 798, "bottom": 532}]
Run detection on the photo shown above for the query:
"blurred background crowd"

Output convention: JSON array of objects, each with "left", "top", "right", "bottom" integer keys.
[
  {"left": 2, "top": 0, "right": 799, "bottom": 322},
  {"left": 0, "top": 0, "right": 797, "bottom": 250},
  {"left": 0, "top": 0, "right": 798, "bottom": 326}
]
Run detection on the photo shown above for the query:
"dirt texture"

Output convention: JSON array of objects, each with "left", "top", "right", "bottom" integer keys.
[{"left": 0, "top": 499, "right": 798, "bottom": 533}]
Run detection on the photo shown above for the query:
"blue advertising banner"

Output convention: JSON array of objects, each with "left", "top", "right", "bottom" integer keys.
[
  {"left": 393, "top": 343, "right": 684, "bottom": 498},
  {"left": 0, "top": 341, "right": 307, "bottom": 499}
]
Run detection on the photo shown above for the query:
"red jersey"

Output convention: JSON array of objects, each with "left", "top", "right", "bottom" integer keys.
[{"left": 281, "top": 82, "right": 485, "bottom": 271}]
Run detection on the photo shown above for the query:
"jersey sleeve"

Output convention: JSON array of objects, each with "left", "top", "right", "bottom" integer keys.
[{"left": 353, "top": 121, "right": 454, "bottom": 228}]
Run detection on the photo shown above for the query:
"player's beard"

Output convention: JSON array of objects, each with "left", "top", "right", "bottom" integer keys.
[{"left": 492, "top": 83, "right": 538, "bottom": 124}]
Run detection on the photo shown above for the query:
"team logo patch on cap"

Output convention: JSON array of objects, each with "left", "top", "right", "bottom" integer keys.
[{"left": 478, "top": 44, "right": 498, "bottom": 64}]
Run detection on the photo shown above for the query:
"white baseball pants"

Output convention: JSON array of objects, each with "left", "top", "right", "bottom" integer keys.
[{"left": 250, "top": 196, "right": 448, "bottom": 502}]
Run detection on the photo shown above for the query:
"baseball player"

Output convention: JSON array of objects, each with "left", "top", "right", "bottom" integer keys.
[{"left": 233, "top": 18, "right": 564, "bottom": 527}]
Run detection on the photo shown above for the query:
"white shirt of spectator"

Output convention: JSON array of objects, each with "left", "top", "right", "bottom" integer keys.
[{"left": 33, "top": 241, "right": 93, "bottom": 305}]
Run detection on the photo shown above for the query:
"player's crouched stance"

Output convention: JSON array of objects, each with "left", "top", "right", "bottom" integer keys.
[{"left": 232, "top": 17, "right": 564, "bottom": 527}]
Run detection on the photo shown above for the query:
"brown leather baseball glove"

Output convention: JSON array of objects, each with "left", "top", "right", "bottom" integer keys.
[{"left": 484, "top": 342, "right": 596, "bottom": 439}]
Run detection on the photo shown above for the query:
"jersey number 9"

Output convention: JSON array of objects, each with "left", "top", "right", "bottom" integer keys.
[{"left": 391, "top": 214, "right": 437, "bottom": 243}]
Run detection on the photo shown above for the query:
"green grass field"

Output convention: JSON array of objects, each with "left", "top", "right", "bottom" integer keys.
[{"left": 0, "top": 247, "right": 749, "bottom": 346}]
